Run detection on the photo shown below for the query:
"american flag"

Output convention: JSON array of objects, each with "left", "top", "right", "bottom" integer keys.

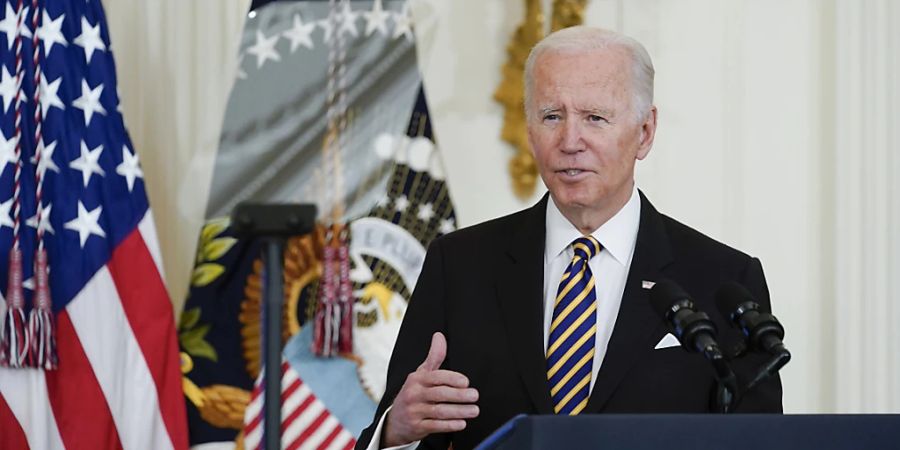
[
  {"left": 242, "top": 360, "right": 356, "bottom": 450},
  {"left": 0, "top": 0, "right": 187, "bottom": 449}
]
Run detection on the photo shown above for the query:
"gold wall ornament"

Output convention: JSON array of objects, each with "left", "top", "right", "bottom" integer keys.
[
  {"left": 494, "top": 0, "right": 544, "bottom": 199},
  {"left": 551, "top": 0, "right": 588, "bottom": 31},
  {"left": 495, "top": 0, "right": 589, "bottom": 198}
]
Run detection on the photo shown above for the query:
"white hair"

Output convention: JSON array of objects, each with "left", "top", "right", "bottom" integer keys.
[{"left": 524, "top": 26, "right": 655, "bottom": 122}]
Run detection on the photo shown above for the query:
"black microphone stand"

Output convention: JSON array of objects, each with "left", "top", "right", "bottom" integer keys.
[
  {"left": 719, "top": 342, "right": 790, "bottom": 412},
  {"left": 673, "top": 307, "right": 738, "bottom": 413},
  {"left": 707, "top": 350, "right": 738, "bottom": 413},
  {"left": 743, "top": 346, "right": 791, "bottom": 393},
  {"left": 232, "top": 203, "right": 317, "bottom": 450}
]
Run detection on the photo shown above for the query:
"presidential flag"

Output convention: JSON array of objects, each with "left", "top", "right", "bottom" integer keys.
[
  {"left": 179, "top": 1, "right": 457, "bottom": 448},
  {"left": 0, "top": 0, "right": 187, "bottom": 449}
]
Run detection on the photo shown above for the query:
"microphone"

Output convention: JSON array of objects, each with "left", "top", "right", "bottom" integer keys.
[
  {"left": 649, "top": 279, "right": 722, "bottom": 358},
  {"left": 649, "top": 279, "right": 737, "bottom": 413},
  {"left": 715, "top": 281, "right": 791, "bottom": 393},
  {"left": 715, "top": 282, "right": 789, "bottom": 357}
]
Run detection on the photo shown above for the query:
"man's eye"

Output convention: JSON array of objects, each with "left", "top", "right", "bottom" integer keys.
[
  {"left": 588, "top": 115, "right": 608, "bottom": 123},
  {"left": 543, "top": 114, "right": 561, "bottom": 122}
]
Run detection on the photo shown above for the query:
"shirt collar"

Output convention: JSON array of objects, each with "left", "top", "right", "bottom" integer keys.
[{"left": 544, "top": 185, "right": 641, "bottom": 266}]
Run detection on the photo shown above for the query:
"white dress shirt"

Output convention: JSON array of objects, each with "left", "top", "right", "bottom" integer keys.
[
  {"left": 366, "top": 186, "right": 642, "bottom": 450},
  {"left": 542, "top": 185, "right": 641, "bottom": 391}
]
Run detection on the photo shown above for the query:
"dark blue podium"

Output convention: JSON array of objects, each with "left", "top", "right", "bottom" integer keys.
[{"left": 474, "top": 414, "right": 900, "bottom": 450}]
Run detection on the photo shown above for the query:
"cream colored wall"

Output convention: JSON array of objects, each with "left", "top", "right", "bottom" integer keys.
[
  {"left": 413, "top": 0, "right": 899, "bottom": 414},
  {"left": 105, "top": 0, "right": 898, "bottom": 414}
]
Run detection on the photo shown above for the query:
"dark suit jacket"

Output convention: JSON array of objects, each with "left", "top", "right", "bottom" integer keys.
[{"left": 356, "top": 192, "right": 782, "bottom": 450}]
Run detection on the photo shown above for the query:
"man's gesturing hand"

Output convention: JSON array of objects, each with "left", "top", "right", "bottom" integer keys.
[{"left": 382, "top": 332, "right": 480, "bottom": 447}]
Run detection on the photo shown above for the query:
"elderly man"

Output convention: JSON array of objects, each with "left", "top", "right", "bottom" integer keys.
[{"left": 356, "top": 26, "right": 782, "bottom": 450}]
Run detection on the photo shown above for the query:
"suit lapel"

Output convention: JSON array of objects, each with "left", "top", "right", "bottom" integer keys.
[
  {"left": 495, "top": 195, "right": 554, "bottom": 414},
  {"left": 585, "top": 191, "right": 674, "bottom": 412}
]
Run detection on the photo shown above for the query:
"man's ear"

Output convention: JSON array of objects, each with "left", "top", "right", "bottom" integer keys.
[
  {"left": 526, "top": 120, "right": 537, "bottom": 157},
  {"left": 636, "top": 106, "right": 658, "bottom": 160}
]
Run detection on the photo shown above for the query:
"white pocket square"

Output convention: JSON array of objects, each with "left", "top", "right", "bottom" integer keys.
[{"left": 654, "top": 333, "right": 681, "bottom": 349}]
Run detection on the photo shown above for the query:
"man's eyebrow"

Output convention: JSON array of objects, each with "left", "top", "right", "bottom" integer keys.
[
  {"left": 536, "top": 106, "right": 616, "bottom": 117},
  {"left": 538, "top": 106, "right": 561, "bottom": 115},
  {"left": 576, "top": 106, "right": 615, "bottom": 116}
]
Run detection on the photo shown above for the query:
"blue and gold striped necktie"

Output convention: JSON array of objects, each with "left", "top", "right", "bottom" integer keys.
[{"left": 546, "top": 236, "right": 601, "bottom": 415}]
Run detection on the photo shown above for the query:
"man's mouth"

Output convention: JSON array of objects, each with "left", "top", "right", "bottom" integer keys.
[{"left": 557, "top": 169, "right": 589, "bottom": 176}]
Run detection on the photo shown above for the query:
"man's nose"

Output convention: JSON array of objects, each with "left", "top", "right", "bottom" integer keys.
[{"left": 560, "top": 120, "right": 585, "bottom": 153}]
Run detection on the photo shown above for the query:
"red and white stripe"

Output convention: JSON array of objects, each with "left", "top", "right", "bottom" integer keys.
[
  {"left": 0, "top": 212, "right": 189, "bottom": 450},
  {"left": 243, "top": 361, "right": 355, "bottom": 450}
]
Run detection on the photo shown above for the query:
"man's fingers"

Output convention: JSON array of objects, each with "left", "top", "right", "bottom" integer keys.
[
  {"left": 422, "top": 385, "right": 479, "bottom": 404},
  {"left": 417, "top": 403, "right": 480, "bottom": 420},
  {"left": 418, "top": 419, "right": 468, "bottom": 434},
  {"left": 419, "top": 369, "right": 470, "bottom": 388},
  {"left": 419, "top": 332, "right": 447, "bottom": 371},
  {"left": 397, "top": 334, "right": 478, "bottom": 443}
]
